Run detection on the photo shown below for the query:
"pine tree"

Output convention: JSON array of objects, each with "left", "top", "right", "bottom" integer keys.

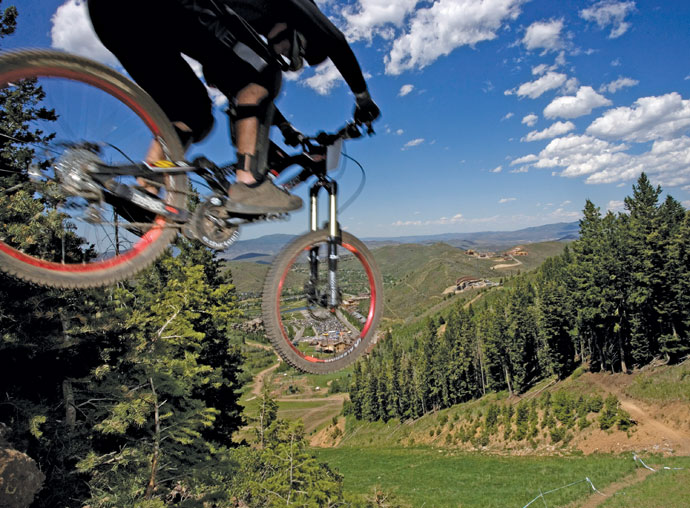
[
  {"left": 536, "top": 254, "right": 575, "bottom": 378},
  {"left": 75, "top": 247, "right": 244, "bottom": 505},
  {"left": 665, "top": 210, "right": 690, "bottom": 361},
  {"left": 506, "top": 279, "right": 539, "bottom": 392},
  {"left": 624, "top": 173, "right": 662, "bottom": 366}
]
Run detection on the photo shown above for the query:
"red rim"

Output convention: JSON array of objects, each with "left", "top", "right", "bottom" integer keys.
[
  {"left": 0, "top": 65, "right": 168, "bottom": 274},
  {"left": 275, "top": 239, "right": 378, "bottom": 364}
]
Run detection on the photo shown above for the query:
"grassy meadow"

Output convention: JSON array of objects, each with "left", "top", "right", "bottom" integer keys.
[{"left": 314, "top": 447, "right": 659, "bottom": 507}]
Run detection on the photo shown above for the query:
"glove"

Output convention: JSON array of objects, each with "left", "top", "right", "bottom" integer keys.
[
  {"left": 354, "top": 90, "right": 380, "bottom": 125},
  {"left": 278, "top": 122, "right": 304, "bottom": 147}
]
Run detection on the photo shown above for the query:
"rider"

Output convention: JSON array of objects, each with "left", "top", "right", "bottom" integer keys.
[{"left": 87, "top": 0, "right": 380, "bottom": 215}]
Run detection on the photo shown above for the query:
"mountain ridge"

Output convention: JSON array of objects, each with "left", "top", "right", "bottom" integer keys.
[{"left": 222, "top": 221, "right": 579, "bottom": 261}]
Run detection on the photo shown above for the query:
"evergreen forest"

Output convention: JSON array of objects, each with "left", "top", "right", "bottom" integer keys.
[{"left": 348, "top": 173, "right": 690, "bottom": 423}]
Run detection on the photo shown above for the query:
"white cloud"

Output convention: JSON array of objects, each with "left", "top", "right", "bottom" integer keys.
[
  {"left": 562, "top": 77, "right": 580, "bottom": 95},
  {"left": 532, "top": 64, "right": 550, "bottom": 76},
  {"left": 509, "top": 72, "right": 568, "bottom": 99},
  {"left": 607, "top": 200, "right": 625, "bottom": 212},
  {"left": 396, "top": 129, "right": 405, "bottom": 135},
  {"left": 342, "top": 0, "right": 419, "bottom": 42},
  {"left": 586, "top": 92, "right": 690, "bottom": 142},
  {"left": 599, "top": 76, "right": 639, "bottom": 93},
  {"left": 490, "top": 165, "right": 503, "bottom": 173},
  {"left": 522, "top": 121, "right": 576, "bottom": 142},
  {"left": 544, "top": 86, "right": 612, "bottom": 119},
  {"left": 522, "top": 19, "right": 564, "bottom": 53},
  {"left": 399, "top": 84, "right": 415, "bottom": 97},
  {"left": 611, "top": 58, "right": 622, "bottom": 67},
  {"left": 50, "top": 0, "right": 118, "bottom": 66},
  {"left": 510, "top": 167, "right": 529, "bottom": 173},
  {"left": 522, "top": 113, "right": 539, "bottom": 127},
  {"left": 402, "top": 138, "right": 425, "bottom": 149},
  {"left": 508, "top": 133, "right": 690, "bottom": 188},
  {"left": 303, "top": 61, "right": 344, "bottom": 95},
  {"left": 499, "top": 197, "right": 517, "bottom": 203},
  {"left": 511, "top": 154, "right": 538, "bottom": 165},
  {"left": 385, "top": 0, "right": 525, "bottom": 75},
  {"left": 501, "top": 112, "right": 515, "bottom": 121},
  {"left": 580, "top": 1, "right": 636, "bottom": 39}
]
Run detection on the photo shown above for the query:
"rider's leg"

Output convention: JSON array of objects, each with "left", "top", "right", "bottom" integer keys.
[
  {"left": 140, "top": 122, "right": 193, "bottom": 194},
  {"left": 234, "top": 84, "right": 269, "bottom": 185},
  {"left": 224, "top": 83, "right": 302, "bottom": 213}
]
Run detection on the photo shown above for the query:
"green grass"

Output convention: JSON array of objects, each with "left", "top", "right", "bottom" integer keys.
[
  {"left": 598, "top": 457, "right": 690, "bottom": 508},
  {"left": 314, "top": 447, "right": 638, "bottom": 508},
  {"left": 625, "top": 363, "right": 690, "bottom": 403}
]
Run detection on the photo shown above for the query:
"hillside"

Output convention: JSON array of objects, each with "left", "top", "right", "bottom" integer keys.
[
  {"left": 240, "top": 353, "right": 690, "bottom": 507},
  {"left": 227, "top": 240, "right": 568, "bottom": 321},
  {"left": 314, "top": 361, "right": 690, "bottom": 456},
  {"left": 376, "top": 240, "right": 566, "bottom": 322},
  {"left": 222, "top": 222, "right": 578, "bottom": 261}
]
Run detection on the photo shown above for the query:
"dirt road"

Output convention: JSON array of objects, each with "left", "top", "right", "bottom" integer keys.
[{"left": 581, "top": 373, "right": 690, "bottom": 455}]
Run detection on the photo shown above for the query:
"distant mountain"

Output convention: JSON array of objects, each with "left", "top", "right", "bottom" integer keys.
[
  {"left": 364, "top": 222, "right": 580, "bottom": 250},
  {"left": 222, "top": 222, "right": 579, "bottom": 261}
]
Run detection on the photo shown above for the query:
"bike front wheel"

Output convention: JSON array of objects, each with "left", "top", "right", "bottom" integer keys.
[
  {"left": 0, "top": 50, "right": 187, "bottom": 288},
  {"left": 262, "top": 229, "right": 384, "bottom": 374}
]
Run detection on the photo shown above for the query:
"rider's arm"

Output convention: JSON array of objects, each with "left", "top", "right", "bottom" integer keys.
[{"left": 283, "top": 0, "right": 368, "bottom": 95}]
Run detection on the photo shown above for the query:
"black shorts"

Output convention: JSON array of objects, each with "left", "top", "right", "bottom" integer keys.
[{"left": 88, "top": 0, "right": 282, "bottom": 143}]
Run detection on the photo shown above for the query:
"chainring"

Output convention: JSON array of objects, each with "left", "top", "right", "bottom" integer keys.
[{"left": 190, "top": 201, "right": 240, "bottom": 250}]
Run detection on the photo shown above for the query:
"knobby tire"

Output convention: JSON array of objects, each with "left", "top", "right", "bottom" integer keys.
[
  {"left": 262, "top": 229, "right": 383, "bottom": 373},
  {"left": 0, "top": 50, "right": 187, "bottom": 288}
]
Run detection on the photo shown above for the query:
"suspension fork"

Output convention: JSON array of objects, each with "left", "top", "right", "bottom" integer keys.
[{"left": 308, "top": 179, "right": 340, "bottom": 308}]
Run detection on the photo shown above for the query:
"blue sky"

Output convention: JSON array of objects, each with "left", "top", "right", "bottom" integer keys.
[{"left": 5, "top": 0, "right": 690, "bottom": 239}]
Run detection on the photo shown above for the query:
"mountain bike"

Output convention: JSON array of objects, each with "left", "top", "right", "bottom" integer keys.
[{"left": 0, "top": 49, "right": 383, "bottom": 373}]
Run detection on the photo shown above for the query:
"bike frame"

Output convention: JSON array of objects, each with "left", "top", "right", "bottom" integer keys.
[{"left": 90, "top": 129, "right": 350, "bottom": 310}]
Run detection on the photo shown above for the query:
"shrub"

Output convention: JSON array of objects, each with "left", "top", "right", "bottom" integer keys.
[
  {"left": 598, "top": 394, "right": 619, "bottom": 430},
  {"left": 539, "top": 391, "right": 552, "bottom": 410},
  {"left": 484, "top": 404, "right": 500, "bottom": 434},
  {"left": 473, "top": 432, "right": 490, "bottom": 448},
  {"left": 550, "top": 426, "right": 567, "bottom": 443},
  {"left": 552, "top": 390, "right": 575, "bottom": 428},
  {"left": 617, "top": 408, "right": 634, "bottom": 431},
  {"left": 588, "top": 394, "right": 604, "bottom": 413},
  {"left": 514, "top": 402, "right": 529, "bottom": 441}
]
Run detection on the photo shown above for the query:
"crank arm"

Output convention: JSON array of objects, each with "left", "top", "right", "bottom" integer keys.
[{"left": 104, "top": 182, "right": 190, "bottom": 223}]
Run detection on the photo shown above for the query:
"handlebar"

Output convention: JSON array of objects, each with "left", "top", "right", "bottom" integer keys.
[{"left": 303, "top": 121, "right": 373, "bottom": 149}]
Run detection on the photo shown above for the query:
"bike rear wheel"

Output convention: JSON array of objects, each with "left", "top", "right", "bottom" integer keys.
[
  {"left": 0, "top": 50, "right": 187, "bottom": 288},
  {"left": 262, "top": 229, "right": 384, "bottom": 374}
]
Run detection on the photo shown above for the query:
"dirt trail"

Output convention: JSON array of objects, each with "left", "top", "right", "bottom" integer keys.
[
  {"left": 250, "top": 362, "right": 281, "bottom": 397},
  {"left": 582, "top": 373, "right": 690, "bottom": 455},
  {"left": 244, "top": 341, "right": 346, "bottom": 439},
  {"left": 574, "top": 468, "right": 653, "bottom": 508},
  {"left": 491, "top": 254, "right": 523, "bottom": 270}
]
